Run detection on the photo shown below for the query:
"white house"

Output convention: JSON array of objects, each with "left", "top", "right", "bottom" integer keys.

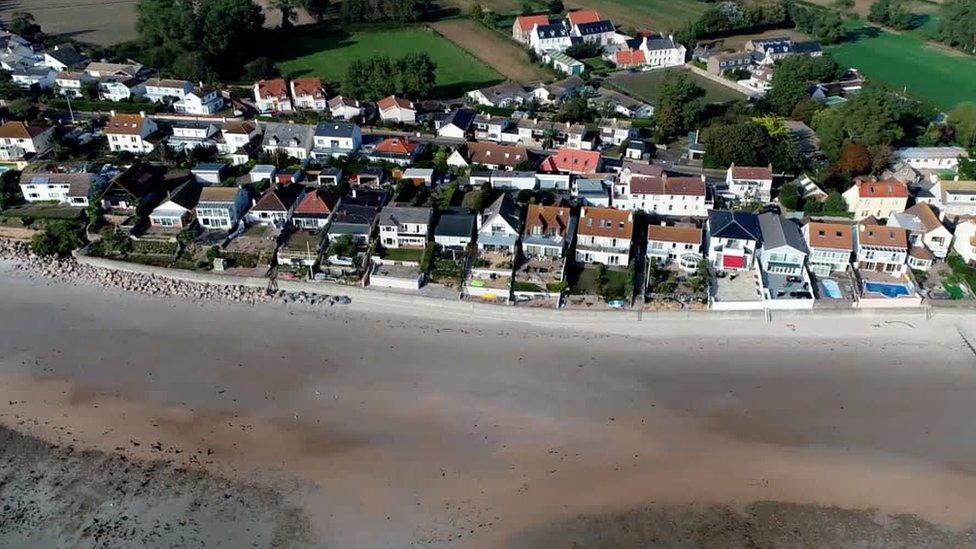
[
  {"left": 706, "top": 210, "right": 762, "bottom": 271},
  {"left": 218, "top": 120, "right": 260, "bottom": 156},
  {"left": 512, "top": 14, "right": 551, "bottom": 44},
  {"left": 726, "top": 164, "right": 774, "bottom": 203},
  {"left": 435, "top": 109, "right": 476, "bottom": 140},
  {"left": 190, "top": 163, "right": 227, "bottom": 186},
  {"left": 434, "top": 213, "right": 476, "bottom": 249},
  {"left": 574, "top": 178, "right": 611, "bottom": 207},
  {"left": 843, "top": 177, "right": 910, "bottom": 220},
  {"left": 575, "top": 207, "right": 633, "bottom": 267},
  {"left": 951, "top": 219, "right": 976, "bottom": 265},
  {"left": 611, "top": 34, "right": 686, "bottom": 70},
  {"left": 854, "top": 221, "right": 908, "bottom": 277},
  {"left": 42, "top": 44, "right": 87, "bottom": 71},
  {"left": 887, "top": 203, "right": 952, "bottom": 260},
  {"left": 247, "top": 187, "right": 304, "bottom": 227},
  {"left": 195, "top": 186, "right": 250, "bottom": 230},
  {"left": 174, "top": 88, "right": 224, "bottom": 115},
  {"left": 104, "top": 112, "right": 158, "bottom": 154},
  {"left": 260, "top": 122, "right": 313, "bottom": 160},
  {"left": 597, "top": 118, "right": 637, "bottom": 146},
  {"left": 0, "top": 121, "right": 54, "bottom": 161},
  {"left": 142, "top": 78, "right": 193, "bottom": 103},
  {"left": 613, "top": 173, "right": 708, "bottom": 217},
  {"left": 97, "top": 76, "right": 141, "bottom": 101},
  {"left": 757, "top": 212, "right": 808, "bottom": 276},
  {"left": 474, "top": 170, "right": 536, "bottom": 191},
  {"left": 377, "top": 95, "right": 416, "bottom": 124},
  {"left": 378, "top": 206, "right": 432, "bottom": 249},
  {"left": 478, "top": 193, "right": 522, "bottom": 253},
  {"left": 803, "top": 221, "right": 853, "bottom": 277},
  {"left": 569, "top": 19, "right": 616, "bottom": 47},
  {"left": 84, "top": 61, "right": 142, "bottom": 78},
  {"left": 166, "top": 120, "right": 220, "bottom": 151},
  {"left": 19, "top": 172, "right": 94, "bottom": 205},
  {"left": 529, "top": 23, "right": 572, "bottom": 53},
  {"left": 253, "top": 78, "right": 292, "bottom": 113},
  {"left": 149, "top": 181, "right": 202, "bottom": 229},
  {"left": 11, "top": 66, "right": 56, "bottom": 89},
  {"left": 894, "top": 147, "right": 968, "bottom": 173},
  {"left": 290, "top": 77, "right": 327, "bottom": 111},
  {"left": 940, "top": 180, "right": 976, "bottom": 219},
  {"left": 54, "top": 71, "right": 93, "bottom": 98},
  {"left": 646, "top": 223, "right": 703, "bottom": 268},
  {"left": 327, "top": 96, "right": 362, "bottom": 120},
  {"left": 311, "top": 122, "right": 362, "bottom": 160}
]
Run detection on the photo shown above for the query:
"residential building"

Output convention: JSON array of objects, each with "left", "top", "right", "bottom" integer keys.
[
  {"left": 706, "top": 210, "right": 762, "bottom": 271},
  {"left": 218, "top": 120, "right": 260, "bottom": 156},
  {"left": 646, "top": 223, "right": 703, "bottom": 267},
  {"left": 0, "top": 121, "right": 54, "bottom": 161},
  {"left": 447, "top": 142, "right": 530, "bottom": 171},
  {"left": 887, "top": 203, "right": 952, "bottom": 260},
  {"left": 96, "top": 76, "right": 141, "bottom": 101},
  {"left": 566, "top": 9, "right": 601, "bottom": 25},
  {"left": 939, "top": 180, "right": 976, "bottom": 219},
  {"left": 291, "top": 189, "right": 339, "bottom": 230},
  {"left": 149, "top": 181, "right": 202, "bottom": 229},
  {"left": 570, "top": 20, "right": 616, "bottom": 46},
  {"left": 757, "top": 212, "right": 808, "bottom": 276},
  {"left": 575, "top": 207, "right": 634, "bottom": 267},
  {"left": 529, "top": 23, "right": 572, "bottom": 53},
  {"left": 290, "top": 77, "right": 326, "bottom": 111},
  {"left": 327, "top": 204, "right": 378, "bottom": 245},
  {"left": 474, "top": 170, "right": 536, "bottom": 191},
  {"left": 951, "top": 219, "right": 976, "bottom": 265},
  {"left": 166, "top": 120, "right": 220, "bottom": 152},
  {"left": 248, "top": 164, "right": 277, "bottom": 184},
  {"left": 544, "top": 52, "right": 584, "bottom": 75},
  {"left": 104, "top": 112, "right": 158, "bottom": 154},
  {"left": 247, "top": 186, "right": 304, "bottom": 227},
  {"left": 612, "top": 33, "right": 686, "bottom": 70},
  {"left": 11, "top": 66, "right": 56, "bottom": 89},
  {"left": 465, "top": 82, "right": 531, "bottom": 108},
  {"left": 726, "top": 164, "right": 774, "bottom": 202},
  {"left": 843, "top": 177, "right": 909, "bottom": 220},
  {"left": 574, "top": 178, "right": 611, "bottom": 207},
  {"left": 260, "top": 122, "right": 314, "bottom": 160},
  {"left": 98, "top": 163, "right": 163, "bottom": 212},
  {"left": 253, "top": 78, "right": 292, "bottom": 113},
  {"left": 707, "top": 52, "right": 752, "bottom": 75},
  {"left": 378, "top": 206, "right": 432, "bottom": 249},
  {"left": 42, "top": 44, "right": 88, "bottom": 71},
  {"left": 377, "top": 95, "right": 416, "bottom": 124},
  {"left": 854, "top": 221, "right": 908, "bottom": 277},
  {"left": 894, "top": 147, "right": 967, "bottom": 173},
  {"left": 435, "top": 213, "right": 476, "bottom": 249},
  {"left": 597, "top": 118, "right": 637, "bottom": 146},
  {"left": 327, "top": 95, "right": 362, "bottom": 120},
  {"left": 84, "top": 61, "right": 142, "bottom": 78},
  {"left": 195, "top": 186, "right": 250, "bottom": 230},
  {"left": 142, "top": 78, "right": 193, "bottom": 103},
  {"left": 512, "top": 14, "right": 551, "bottom": 44},
  {"left": 190, "top": 163, "right": 226, "bottom": 185},
  {"left": 54, "top": 71, "right": 93, "bottom": 98},
  {"left": 478, "top": 193, "right": 522, "bottom": 253},
  {"left": 538, "top": 147, "right": 601, "bottom": 175},
  {"left": 19, "top": 172, "right": 94, "bottom": 205},
  {"left": 589, "top": 88, "right": 655, "bottom": 119},
  {"left": 435, "top": 108, "right": 477, "bottom": 139},
  {"left": 522, "top": 204, "right": 573, "bottom": 258},
  {"left": 401, "top": 168, "right": 435, "bottom": 187},
  {"left": 613, "top": 173, "right": 708, "bottom": 217},
  {"left": 367, "top": 137, "right": 423, "bottom": 166},
  {"left": 173, "top": 87, "right": 224, "bottom": 115},
  {"left": 311, "top": 122, "right": 362, "bottom": 159},
  {"left": 803, "top": 221, "right": 853, "bottom": 277}
]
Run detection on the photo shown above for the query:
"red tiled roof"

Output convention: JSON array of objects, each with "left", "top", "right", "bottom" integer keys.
[
  {"left": 516, "top": 14, "right": 550, "bottom": 31},
  {"left": 375, "top": 137, "right": 420, "bottom": 155},
  {"left": 647, "top": 225, "right": 702, "bottom": 245},
  {"left": 904, "top": 203, "right": 942, "bottom": 232},
  {"left": 104, "top": 114, "right": 148, "bottom": 135},
  {"left": 630, "top": 175, "right": 705, "bottom": 196},
  {"left": 615, "top": 49, "right": 646, "bottom": 67},
  {"left": 909, "top": 246, "right": 934, "bottom": 260},
  {"left": 540, "top": 147, "right": 601, "bottom": 174},
  {"left": 0, "top": 121, "right": 50, "bottom": 139},
  {"left": 524, "top": 204, "right": 570, "bottom": 237},
  {"left": 256, "top": 78, "right": 288, "bottom": 100},
  {"left": 567, "top": 9, "right": 601, "bottom": 25},
  {"left": 730, "top": 165, "right": 773, "bottom": 181},
  {"left": 856, "top": 178, "right": 908, "bottom": 198},
  {"left": 579, "top": 207, "right": 633, "bottom": 239},
  {"left": 291, "top": 77, "right": 324, "bottom": 99},
  {"left": 377, "top": 95, "right": 414, "bottom": 112},
  {"left": 294, "top": 189, "right": 337, "bottom": 215},
  {"left": 858, "top": 223, "right": 907, "bottom": 248},
  {"left": 463, "top": 141, "right": 529, "bottom": 168},
  {"left": 806, "top": 221, "right": 853, "bottom": 251}
]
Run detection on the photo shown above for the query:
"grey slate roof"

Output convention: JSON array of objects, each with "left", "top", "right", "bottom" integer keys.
[
  {"left": 436, "top": 213, "right": 476, "bottom": 237},
  {"left": 260, "top": 122, "right": 314, "bottom": 149},
  {"left": 379, "top": 206, "right": 431, "bottom": 226},
  {"left": 314, "top": 122, "right": 358, "bottom": 138},
  {"left": 575, "top": 20, "right": 615, "bottom": 35},
  {"left": 709, "top": 210, "right": 762, "bottom": 242},
  {"left": 440, "top": 108, "right": 476, "bottom": 131},
  {"left": 758, "top": 212, "right": 806, "bottom": 253},
  {"left": 536, "top": 23, "right": 569, "bottom": 38},
  {"left": 482, "top": 193, "right": 522, "bottom": 233}
]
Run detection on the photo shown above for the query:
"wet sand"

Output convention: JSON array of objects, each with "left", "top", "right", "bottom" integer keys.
[{"left": 2, "top": 268, "right": 976, "bottom": 547}]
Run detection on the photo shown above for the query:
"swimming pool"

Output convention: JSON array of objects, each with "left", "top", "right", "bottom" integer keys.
[
  {"left": 863, "top": 281, "right": 911, "bottom": 298},
  {"left": 820, "top": 279, "right": 842, "bottom": 299}
]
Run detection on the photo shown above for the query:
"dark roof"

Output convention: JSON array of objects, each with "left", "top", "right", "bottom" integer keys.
[
  {"left": 535, "top": 23, "right": 569, "bottom": 38},
  {"left": 314, "top": 122, "right": 358, "bottom": 138},
  {"left": 165, "top": 180, "right": 203, "bottom": 210},
  {"left": 709, "top": 210, "right": 762, "bottom": 242},
  {"left": 483, "top": 193, "right": 522, "bottom": 233},
  {"left": 435, "top": 213, "right": 476, "bottom": 237},
  {"left": 441, "top": 108, "right": 476, "bottom": 131},
  {"left": 345, "top": 188, "right": 388, "bottom": 208},
  {"left": 792, "top": 41, "right": 822, "bottom": 55},
  {"left": 46, "top": 44, "right": 88, "bottom": 68},
  {"left": 380, "top": 206, "right": 431, "bottom": 226},
  {"left": 332, "top": 204, "right": 378, "bottom": 225},
  {"left": 575, "top": 20, "right": 615, "bottom": 35},
  {"left": 758, "top": 212, "right": 806, "bottom": 253}
]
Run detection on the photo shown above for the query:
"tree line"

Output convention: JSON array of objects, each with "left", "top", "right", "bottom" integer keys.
[
  {"left": 341, "top": 53, "right": 437, "bottom": 101},
  {"left": 339, "top": 0, "right": 431, "bottom": 24}
]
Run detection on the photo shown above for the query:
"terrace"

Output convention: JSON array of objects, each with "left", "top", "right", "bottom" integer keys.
[
  {"left": 811, "top": 273, "right": 858, "bottom": 308},
  {"left": 854, "top": 269, "right": 923, "bottom": 308},
  {"left": 465, "top": 250, "right": 515, "bottom": 302},
  {"left": 278, "top": 231, "right": 322, "bottom": 267},
  {"left": 513, "top": 256, "right": 565, "bottom": 306},
  {"left": 709, "top": 269, "right": 763, "bottom": 310}
]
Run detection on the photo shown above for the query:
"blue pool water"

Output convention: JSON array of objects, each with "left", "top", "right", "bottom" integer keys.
[
  {"left": 864, "top": 281, "right": 911, "bottom": 298},
  {"left": 820, "top": 279, "right": 842, "bottom": 299}
]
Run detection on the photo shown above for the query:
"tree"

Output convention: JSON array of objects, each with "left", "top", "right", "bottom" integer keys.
[
  {"left": 836, "top": 142, "right": 871, "bottom": 175},
  {"left": 766, "top": 54, "right": 844, "bottom": 116},
  {"left": 340, "top": 0, "right": 426, "bottom": 23},
  {"left": 791, "top": 4, "right": 846, "bottom": 44},
  {"left": 949, "top": 102, "right": 976, "bottom": 149},
  {"left": 10, "top": 12, "right": 43, "bottom": 42},
  {"left": 303, "top": 0, "right": 330, "bottom": 20},
  {"left": 778, "top": 182, "right": 800, "bottom": 210},
  {"left": 547, "top": 0, "right": 564, "bottom": 13},
  {"left": 341, "top": 53, "right": 436, "bottom": 100},
  {"left": 654, "top": 71, "right": 705, "bottom": 141},
  {"left": 0, "top": 170, "right": 23, "bottom": 210},
  {"left": 938, "top": 0, "right": 976, "bottom": 54},
  {"left": 811, "top": 89, "right": 929, "bottom": 160},
  {"left": 554, "top": 96, "right": 597, "bottom": 123},
  {"left": 30, "top": 222, "right": 80, "bottom": 257},
  {"left": 823, "top": 190, "right": 847, "bottom": 212},
  {"left": 703, "top": 121, "right": 805, "bottom": 173},
  {"left": 869, "top": 0, "right": 914, "bottom": 30}
]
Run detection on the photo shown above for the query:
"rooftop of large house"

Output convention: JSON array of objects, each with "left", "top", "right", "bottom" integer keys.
[
  {"left": 291, "top": 76, "right": 324, "bottom": 98},
  {"left": 730, "top": 165, "right": 773, "bottom": 181},
  {"left": 377, "top": 95, "right": 414, "bottom": 112},
  {"left": 857, "top": 222, "right": 907, "bottom": 248},
  {"left": 806, "top": 221, "right": 853, "bottom": 251},
  {"left": 708, "top": 210, "right": 762, "bottom": 241},
  {"left": 144, "top": 77, "right": 190, "bottom": 89},
  {"left": 255, "top": 78, "right": 288, "bottom": 99},
  {"left": 853, "top": 177, "right": 909, "bottom": 198},
  {"left": 524, "top": 204, "right": 570, "bottom": 237},
  {"left": 435, "top": 213, "right": 476, "bottom": 237},
  {"left": 328, "top": 95, "right": 360, "bottom": 109},
  {"left": 463, "top": 142, "right": 530, "bottom": 168},
  {"left": 578, "top": 207, "right": 632, "bottom": 239},
  {"left": 902, "top": 203, "right": 943, "bottom": 233},
  {"left": 647, "top": 224, "right": 702, "bottom": 245},
  {"left": 0, "top": 120, "right": 50, "bottom": 139},
  {"left": 895, "top": 146, "right": 968, "bottom": 160},
  {"left": 379, "top": 206, "right": 431, "bottom": 226},
  {"left": 198, "top": 186, "right": 240, "bottom": 203},
  {"left": 314, "top": 122, "right": 358, "bottom": 138},
  {"left": 374, "top": 137, "right": 420, "bottom": 155},
  {"left": 630, "top": 174, "right": 705, "bottom": 196},
  {"left": 758, "top": 212, "right": 806, "bottom": 252},
  {"left": 104, "top": 113, "right": 149, "bottom": 135},
  {"left": 221, "top": 120, "right": 256, "bottom": 134},
  {"left": 539, "top": 148, "right": 601, "bottom": 174},
  {"left": 567, "top": 9, "right": 601, "bottom": 25},
  {"left": 515, "top": 14, "right": 551, "bottom": 31},
  {"left": 293, "top": 189, "right": 338, "bottom": 215}
]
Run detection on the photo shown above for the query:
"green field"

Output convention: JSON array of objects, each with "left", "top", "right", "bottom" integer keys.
[
  {"left": 827, "top": 25, "right": 976, "bottom": 109},
  {"left": 571, "top": 0, "right": 710, "bottom": 33},
  {"left": 610, "top": 69, "right": 747, "bottom": 106},
  {"left": 276, "top": 26, "right": 504, "bottom": 98}
]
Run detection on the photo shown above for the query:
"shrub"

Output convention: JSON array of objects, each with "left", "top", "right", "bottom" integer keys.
[{"left": 30, "top": 221, "right": 79, "bottom": 257}]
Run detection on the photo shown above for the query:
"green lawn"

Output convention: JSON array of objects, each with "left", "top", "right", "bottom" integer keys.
[
  {"left": 382, "top": 247, "right": 424, "bottom": 262},
  {"left": 568, "top": 0, "right": 709, "bottom": 33},
  {"left": 569, "top": 265, "right": 632, "bottom": 299},
  {"left": 611, "top": 68, "right": 747, "bottom": 106},
  {"left": 275, "top": 26, "right": 503, "bottom": 98},
  {"left": 827, "top": 25, "right": 976, "bottom": 109}
]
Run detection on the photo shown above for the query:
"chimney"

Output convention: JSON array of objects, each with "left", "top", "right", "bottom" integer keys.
[
  {"left": 139, "top": 110, "right": 145, "bottom": 118},
  {"left": 110, "top": 109, "right": 116, "bottom": 117}
]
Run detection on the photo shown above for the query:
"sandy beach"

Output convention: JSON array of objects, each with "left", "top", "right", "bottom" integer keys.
[{"left": 2, "top": 264, "right": 976, "bottom": 547}]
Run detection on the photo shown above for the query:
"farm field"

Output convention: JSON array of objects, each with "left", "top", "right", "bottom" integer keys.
[
  {"left": 611, "top": 68, "right": 747, "bottom": 106},
  {"left": 275, "top": 26, "right": 504, "bottom": 98},
  {"left": 429, "top": 19, "right": 552, "bottom": 83},
  {"left": 0, "top": 0, "right": 139, "bottom": 45},
  {"left": 805, "top": 0, "right": 942, "bottom": 17},
  {"left": 827, "top": 25, "right": 976, "bottom": 109}
]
